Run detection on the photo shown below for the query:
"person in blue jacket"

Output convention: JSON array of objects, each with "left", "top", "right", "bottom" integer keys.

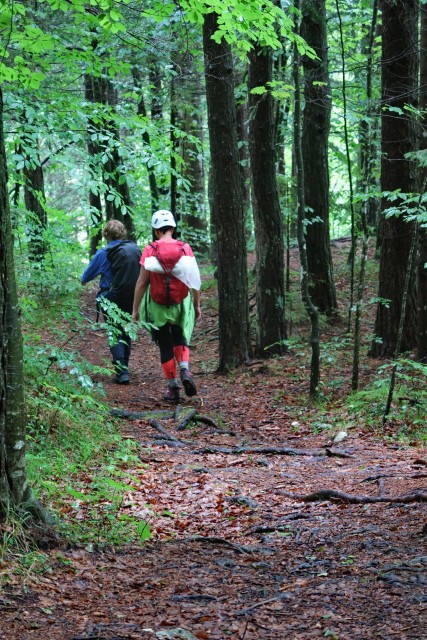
[{"left": 81, "top": 220, "right": 141, "bottom": 384}]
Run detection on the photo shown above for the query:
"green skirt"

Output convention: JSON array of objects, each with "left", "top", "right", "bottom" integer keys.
[{"left": 139, "top": 287, "right": 195, "bottom": 344}]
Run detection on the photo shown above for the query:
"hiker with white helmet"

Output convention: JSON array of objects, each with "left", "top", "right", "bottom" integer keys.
[{"left": 132, "top": 210, "right": 201, "bottom": 403}]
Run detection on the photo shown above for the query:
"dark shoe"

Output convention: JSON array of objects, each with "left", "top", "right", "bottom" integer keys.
[
  {"left": 180, "top": 368, "right": 197, "bottom": 397},
  {"left": 113, "top": 370, "right": 130, "bottom": 385},
  {"left": 163, "top": 385, "right": 180, "bottom": 404}
]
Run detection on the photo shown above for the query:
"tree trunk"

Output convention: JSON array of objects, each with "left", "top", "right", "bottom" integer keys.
[
  {"left": 84, "top": 72, "right": 104, "bottom": 256},
  {"left": 0, "top": 89, "right": 46, "bottom": 521},
  {"left": 417, "top": 5, "right": 427, "bottom": 362},
  {"left": 100, "top": 76, "right": 136, "bottom": 240},
  {"left": 170, "top": 73, "right": 178, "bottom": 226},
  {"left": 22, "top": 127, "right": 48, "bottom": 261},
  {"left": 301, "top": 0, "right": 337, "bottom": 316},
  {"left": 203, "top": 12, "right": 252, "bottom": 370},
  {"left": 293, "top": 2, "right": 320, "bottom": 398},
  {"left": 133, "top": 69, "right": 160, "bottom": 215},
  {"left": 248, "top": 44, "right": 286, "bottom": 356},
  {"left": 358, "top": 0, "right": 380, "bottom": 234},
  {"left": 369, "top": 0, "right": 418, "bottom": 357},
  {"left": 176, "top": 64, "right": 208, "bottom": 254},
  {"left": 235, "top": 63, "right": 251, "bottom": 234}
]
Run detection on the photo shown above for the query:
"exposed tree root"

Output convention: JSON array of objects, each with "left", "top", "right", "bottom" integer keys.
[
  {"left": 111, "top": 408, "right": 174, "bottom": 420},
  {"left": 175, "top": 408, "right": 197, "bottom": 431},
  {"left": 191, "top": 445, "right": 346, "bottom": 457},
  {"left": 194, "top": 414, "right": 236, "bottom": 436},
  {"left": 280, "top": 489, "right": 427, "bottom": 504},
  {"left": 149, "top": 419, "right": 187, "bottom": 445},
  {"left": 176, "top": 535, "right": 252, "bottom": 555}
]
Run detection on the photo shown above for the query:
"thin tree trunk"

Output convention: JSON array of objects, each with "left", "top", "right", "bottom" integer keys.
[
  {"left": 417, "top": 4, "right": 427, "bottom": 362},
  {"left": 335, "top": 0, "right": 357, "bottom": 331},
  {"left": 235, "top": 63, "right": 251, "bottom": 234},
  {"left": 133, "top": 69, "right": 160, "bottom": 215},
  {"left": 203, "top": 12, "right": 252, "bottom": 371},
  {"left": 85, "top": 71, "right": 104, "bottom": 256},
  {"left": 22, "top": 124, "right": 48, "bottom": 261},
  {"left": 170, "top": 73, "right": 178, "bottom": 225},
  {"left": 352, "top": 0, "right": 378, "bottom": 390},
  {"left": 383, "top": 217, "right": 419, "bottom": 422},
  {"left": 100, "top": 76, "right": 136, "bottom": 240},
  {"left": 293, "top": 2, "right": 320, "bottom": 399},
  {"left": 176, "top": 63, "right": 208, "bottom": 254}
]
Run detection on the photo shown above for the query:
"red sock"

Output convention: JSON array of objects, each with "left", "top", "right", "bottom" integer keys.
[
  {"left": 162, "top": 358, "right": 177, "bottom": 380},
  {"left": 173, "top": 346, "right": 190, "bottom": 365}
]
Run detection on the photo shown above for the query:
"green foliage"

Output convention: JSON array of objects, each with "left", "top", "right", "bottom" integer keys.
[{"left": 346, "top": 359, "right": 427, "bottom": 439}]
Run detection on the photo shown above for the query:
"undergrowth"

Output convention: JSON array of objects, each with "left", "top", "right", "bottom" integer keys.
[{"left": 1, "top": 256, "right": 153, "bottom": 584}]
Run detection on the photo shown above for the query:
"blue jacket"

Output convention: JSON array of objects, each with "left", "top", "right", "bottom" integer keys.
[{"left": 81, "top": 240, "right": 122, "bottom": 293}]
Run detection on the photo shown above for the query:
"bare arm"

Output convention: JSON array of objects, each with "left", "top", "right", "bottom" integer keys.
[
  {"left": 192, "top": 288, "right": 201, "bottom": 321},
  {"left": 132, "top": 266, "right": 150, "bottom": 322}
]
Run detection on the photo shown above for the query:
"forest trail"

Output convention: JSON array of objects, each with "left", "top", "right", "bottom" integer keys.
[{"left": 2, "top": 250, "right": 427, "bottom": 640}]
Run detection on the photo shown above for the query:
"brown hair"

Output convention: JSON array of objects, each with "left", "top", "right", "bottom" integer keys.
[{"left": 103, "top": 220, "right": 127, "bottom": 242}]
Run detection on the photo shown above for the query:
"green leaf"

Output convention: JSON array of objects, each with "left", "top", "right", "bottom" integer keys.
[
  {"left": 137, "top": 521, "right": 151, "bottom": 540},
  {"left": 250, "top": 85, "right": 267, "bottom": 95}
]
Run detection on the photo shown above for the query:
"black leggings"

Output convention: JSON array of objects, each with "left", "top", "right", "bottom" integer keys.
[{"left": 155, "top": 323, "right": 187, "bottom": 364}]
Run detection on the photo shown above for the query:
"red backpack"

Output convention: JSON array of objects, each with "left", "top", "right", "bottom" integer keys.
[{"left": 149, "top": 240, "right": 190, "bottom": 306}]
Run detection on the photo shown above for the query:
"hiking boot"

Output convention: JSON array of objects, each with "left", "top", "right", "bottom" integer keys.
[
  {"left": 180, "top": 368, "right": 197, "bottom": 397},
  {"left": 113, "top": 370, "right": 130, "bottom": 385},
  {"left": 163, "top": 385, "right": 180, "bottom": 404}
]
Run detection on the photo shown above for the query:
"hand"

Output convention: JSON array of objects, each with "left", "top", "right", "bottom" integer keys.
[
  {"left": 132, "top": 311, "right": 140, "bottom": 323},
  {"left": 194, "top": 305, "right": 201, "bottom": 321}
]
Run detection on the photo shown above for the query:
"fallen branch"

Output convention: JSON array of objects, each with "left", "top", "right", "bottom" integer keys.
[{"left": 279, "top": 489, "right": 427, "bottom": 504}]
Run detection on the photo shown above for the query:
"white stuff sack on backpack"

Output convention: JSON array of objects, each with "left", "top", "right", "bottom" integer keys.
[{"left": 144, "top": 255, "right": 201, "bottom": 291}]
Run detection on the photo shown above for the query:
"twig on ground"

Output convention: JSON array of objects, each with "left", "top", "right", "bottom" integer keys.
[{"left": 235, "top": 593, "right": 292, "bottom": 616}]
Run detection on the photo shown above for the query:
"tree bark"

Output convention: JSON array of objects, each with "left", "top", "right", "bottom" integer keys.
[
  {"left": 21, "top": 124, "right": 48, "bottom": 261},
  {"left": 248, "top": 44, "right": 286, "bottom": 356},
  {"left": 293, "top": 1, "right": 320, "bottom": 398},
  {"left": 417, "top": 4, "right": 427, "bottom": 362},
  {"left": 133, "top": 69, "right": 160, "bottom": 215},
  {"left": 301, "top": 0, "right": 337, "bottom": 315},
  {"left": 84, "top": 72, "right": 104, "bottom": 257},
  {"left": 0, "top": 88, "right": 46, "bottom": 521},
  {"left": 369, "top": 0, "right": 418, "bottom": 357},
  {"left": 203, "top": 12, "right": 252, "bottom": 370},
  {"left": 176, "top": 61, "right": 208, "bottom": 254},
  {"left": 100, "top": 76, "right": 136, "bottom": 240}
]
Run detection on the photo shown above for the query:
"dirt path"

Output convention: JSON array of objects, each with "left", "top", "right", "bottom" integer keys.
[{"left": 1, "top": 278, "right": 426, "bottom": 640}]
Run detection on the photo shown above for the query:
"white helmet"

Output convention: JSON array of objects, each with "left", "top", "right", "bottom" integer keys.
[{"left": 151, "top": 209, "right": 176, "bottom": 229}]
